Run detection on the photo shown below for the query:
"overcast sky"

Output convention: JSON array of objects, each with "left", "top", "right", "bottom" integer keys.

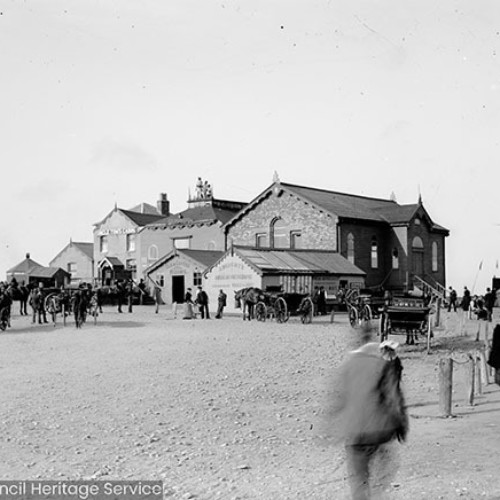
[{"left": 1, "top": 0, "right": 499, "bottom": 293}]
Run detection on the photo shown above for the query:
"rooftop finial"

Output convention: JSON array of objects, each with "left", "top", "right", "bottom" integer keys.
[
  {"left": 390, "top": 191, "right": 397, "bottom": 202},
  {"left": 418, "top": 185, "right": 422, "bottom": 204},
  {"left": 273, "top": 170, "right": 280, "bottom": 183}
]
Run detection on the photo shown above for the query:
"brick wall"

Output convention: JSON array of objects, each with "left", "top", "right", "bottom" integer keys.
[{"left": 227, "top": 190, "right": 337, "bottom": 250}]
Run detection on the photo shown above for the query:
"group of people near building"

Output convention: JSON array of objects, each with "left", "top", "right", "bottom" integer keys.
[
  {"left": 181, "top": 287, "right": 227, "bottom": 320},
  {"left": 447, "top": 285, "right": 497, "bottom": 321}
]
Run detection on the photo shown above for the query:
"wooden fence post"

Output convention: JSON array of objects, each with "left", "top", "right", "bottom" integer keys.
[
  {"left": 435, "top": 298, "right": 441, "bottom": 327},
  {"left": 465, "top": 355, "right": 475, "bottom": 406},
  {"left": 62, "top": 303, "right": 66, "bottom": 327},
  {"left": 439, "top": 358, "right": 453, "bottom": 416},
  {"left": 475, "top": 353, "right": 483, "bottom": 395},
  {"left": 478, "top": 349, "right": 490, "bottom": 385}
]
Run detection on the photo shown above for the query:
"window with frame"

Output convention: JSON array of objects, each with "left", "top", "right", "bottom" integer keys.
[
  {"left": 100, "top": 235, "right": 108, "bottom": 253},
  {"left": 347, "top": 233, "right": 355, "bottom": 264},
  {"left": 126, "top": 233, "right": 136, "bottom": 252},
  {"left": 371, "top": 237, "right": 378, "bottom": 269},
  {"left": 193, "top": 272, "right": 202, "bottom": 286},
  {"left": 173, "top": 237, "right": 190, "bottom": 249},
  {"left": 256, "top": 233, "right": 267, "bottom": 248},
  {"left": 156, "top": 274, "right": 165, "bottom": 287},
  {"left": 432, "top": 241, "right": 438, "bottom": 272},
  {"left": 126, "top": 259, "right": 137, "bottom": 271},
  {"left": 290, "top": 231, "right": 302, "bottom": 249},
  {"left": 392, "top": 248, "right": 399, "bottom": 269},
  {"left": 67, "top": 262, "right": 77, "bottom": 274}
]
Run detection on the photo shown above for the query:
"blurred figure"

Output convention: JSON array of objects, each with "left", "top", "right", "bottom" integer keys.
[
  {"left": 448, "top": 287, "right": 457, "bottom": 312},
  {"left": 324, "top": 323, "right": 408, "bottom": 500},
  {"left": 215, "top": 289, "right": 227, "bottom": 319},
  {"left": 461, "top": 286, "right": 471, "bottom": 318},
  {"left": 484, "top": 287, "right": 495, "bottom": 322}
]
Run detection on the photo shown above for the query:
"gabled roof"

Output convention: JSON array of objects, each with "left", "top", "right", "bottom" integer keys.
[
  {"left": 145, "top": 249, "right": 224, "bottom": 274},
  {"left": 205, "top": 247, "right": 365, "bottom": 277},
  {"left": 7, "top": 255, "right": 43, "bottom": 274},
  {"left": 374, "top": 204, "right": 420, "bottom": 224},
  {"left": 98, "top": 256, "right": 124, "bottom": 268},
  {"left": 128, "top": 202, "right": 160, "bottom": 215},
  {"left": 29, "top": 266, "right": 70, "bottom": 278}
]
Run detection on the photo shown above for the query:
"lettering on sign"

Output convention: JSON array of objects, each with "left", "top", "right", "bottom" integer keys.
[{"left": 98, "top": 228, "right": 136, "bottom": 236}]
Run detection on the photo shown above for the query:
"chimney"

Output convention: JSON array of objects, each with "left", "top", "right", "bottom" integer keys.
[
  {"left": 26, "top": 253, "right": 30, "bottom": 259},
  {"left": 157, "top": 193, "right": 170, "bottom": 216}
]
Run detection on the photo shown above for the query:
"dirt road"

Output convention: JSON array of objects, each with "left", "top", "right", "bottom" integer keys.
[{"left": 0, "top": 307, "right": 499, "bottom": 499}]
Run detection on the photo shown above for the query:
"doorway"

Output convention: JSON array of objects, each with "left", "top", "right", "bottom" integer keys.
[{"left": 172, "top": 275, "right": 185, "bottom": 303}]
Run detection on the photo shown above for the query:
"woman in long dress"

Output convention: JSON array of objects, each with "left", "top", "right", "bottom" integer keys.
[{"left": 183, "top": 288, "right": 195, "bottom": 319}]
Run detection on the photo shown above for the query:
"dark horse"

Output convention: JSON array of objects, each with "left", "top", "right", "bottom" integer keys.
[
  {"left": 6, "top": 282, "right": 30, "bottom": 315},
  {"left": 234, "top": 287, "right": 264, "bottom": 320}
]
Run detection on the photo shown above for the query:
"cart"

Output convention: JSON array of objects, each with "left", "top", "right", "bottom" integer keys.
[
  {"left": 345, "top": 288, "right": 386, "bottom": 328},
  {"left": 380, "top": 296, "right": 432, "bottom": 346}
]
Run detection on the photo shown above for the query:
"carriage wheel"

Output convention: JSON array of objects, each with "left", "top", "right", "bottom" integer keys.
[
  {"left": 301, "top": 297, "right": 314, "bottom": 324},
  {"left": 348, "top": 305, "right": 359, "bottom": 328},
  {"left": 255, "top": 301, "right": 267, "bottom": 322},
  {"left": 362, "top": 304, "right": 372, "bottom": 322},
  {"left": 275, "top": 297, "right": 288, "bottom": 323}
]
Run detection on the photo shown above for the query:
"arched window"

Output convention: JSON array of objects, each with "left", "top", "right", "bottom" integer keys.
[
  {"left": 432, "top": 241, "right": 438, "bottom": 272},
  {"left": 347, "top": 233, "right": 355, "bottom": 264},
  {"left": 371, "top": 237, "right": 378, "bottom": 269},
  {"left": 148, "top": 245, "right": 159, "bottom": 261},
  {"left": 412, "top": 236, "right": 424, "bottom": 249},
  {"left": 392, "top": 248, "right": 399, "bottom": 269},
  {"left": 270, "top": 217, "right": 288, "bottom": 248}
]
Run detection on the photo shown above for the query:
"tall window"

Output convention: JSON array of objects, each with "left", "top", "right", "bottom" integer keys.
[
  {"left": 193, "top": 272, "right": 202, "bottom": 286},
  {"left": 347, "top": 233, "right": 355, "bottom": 264},
  {"left": 371, "top": 237, "right": 378, "bottom": 269},
  {"left": 392, "top": 248, "right": 399, "bottom": 269},
  {"left": 100, "top": 235, "right": 108, "bottom": 253},
  {"left": 290, "top": 231, "right": 302, "bottom": 249},
  {"left": 271, "top": 217, "right": 288, "bottom": 248},
  {"left": 126, "top": 233, "right": 136, "bottom": 252},
  {"left": 67, "top": 262, "right": 77, "bottom": 274},
  {"left": 432, "top": 241, "right": 438, "bottom": 272},
  {"left": 148, "top": 245, "right": 158, "bottom": 261}
]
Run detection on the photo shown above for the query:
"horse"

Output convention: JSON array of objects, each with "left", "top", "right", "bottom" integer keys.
[
  {"left": 6, "top": 282, "right": 30, "bottom": 316},
  {"left": 234, "top": 287, "right": 265, "bottom": 320}
]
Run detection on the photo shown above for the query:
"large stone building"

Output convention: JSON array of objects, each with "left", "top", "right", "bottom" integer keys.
[{"left": 212, "top": 178, "right": 448, "bottom": 299}]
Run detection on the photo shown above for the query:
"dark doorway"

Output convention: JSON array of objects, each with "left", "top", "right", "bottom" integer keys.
[
  {"left": 413, "top": 251, "right": 424, "bottom": 277},
  {"left": 172, "top": 275, "right": 185, "bottom": 303}
]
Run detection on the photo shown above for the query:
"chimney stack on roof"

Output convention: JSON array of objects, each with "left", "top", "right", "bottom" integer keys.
[
  {"left": 26, "top": 253, "right": 30, "bottom": 259},
  {"left": 157, "top": 193, "right": 170, "bottom": 216}
]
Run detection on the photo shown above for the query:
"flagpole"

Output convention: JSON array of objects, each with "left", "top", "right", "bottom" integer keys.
[{"left": 471, "top": 260, "right": 483, "bottom": 294}]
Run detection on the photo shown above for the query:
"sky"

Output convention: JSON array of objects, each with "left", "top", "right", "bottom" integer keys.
[{"left": 1, "top": 0, "right": 500, "bottom": 293}]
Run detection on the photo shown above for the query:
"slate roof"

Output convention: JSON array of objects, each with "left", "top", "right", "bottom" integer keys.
[
  {"left": 120, "top": 209, "right": 164, "bottom": 227},
  {"left": 72, "top": 242, "right": 94, "bottom": 260},
  {"left": 148, "top": 205, "right": 239, "bottom": 228},
  {"left": 98, "top": 256, "right": 124, "bottom": 267},
  {"left": 7, "top": 256, "right": 43, "bottom": 274},
  {"left": 220, "top": 248, "right": 365, "bottom": 276},
  {"left": 29, "top": 266, "right": 70, "bottom": 278}
]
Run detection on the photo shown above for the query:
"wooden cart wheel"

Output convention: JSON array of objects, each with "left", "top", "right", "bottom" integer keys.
[
  {"left": 275, "top": 297, "right": 288, "bottom": 323},
  {"left": 255, "top": 301, "right": 267, "bottom": 322},
  {"left": 301, "top": 297, "right": 314, "bottom": 324},
  {"left": 362, "top": 304, "right": 372, "bottom": 322},
  {"left": 348, "top": 305, "right": 359, "bottom": 328}
]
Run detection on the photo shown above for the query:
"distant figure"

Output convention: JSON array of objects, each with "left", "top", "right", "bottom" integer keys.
[
  {"left": 448, "top": 287, "right": 457, "bottom": 312},
  {"left": 488, "top": 324, "right": 500, "bottom": 386},
  {"left": 324, "top": 323, "right": 408, "bottom": 500},
  {"left": 215, "top": 289, "right": 227, "bottom": 319},
  {"left": 152, "top": 281, "right": 164, "bottom": 314},
  {"left": 461, "top": 286, "right": 471, "bottom": 316},
  {"left": 30, "top": 283, "right": 48, "bottom": 324},
  {"left": 115, "top": 281, "right": 125, "bottom": 313},
  {"left": 126, "top": 279, "right": 134, "bottom": 313},
  {"left": 138, "top": 279, "right": 147, "bottom": 305},
  {"left": 196, "top": 286, "right": 210, "bottom": 319},
  {"left": 484, "top": 287, "right": 495, "bottom": 322},
  {"left": 317, "top": 286, "right": 327, "bottom": 315},
  {"left": 473, "top": 296, "right": 488, "bottom": 321},
  {"left": 183, "top": 288, "right": 195, "bottom": 320}
]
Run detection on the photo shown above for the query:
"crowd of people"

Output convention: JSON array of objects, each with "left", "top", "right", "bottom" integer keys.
[{"left": 447, "top": 285, "right": 497, "bottom": 321}]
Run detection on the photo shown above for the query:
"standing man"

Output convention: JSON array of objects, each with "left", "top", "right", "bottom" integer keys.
[
  {"left": 196, "top": 286, "right": 210, "bottom": 319},
  {"left": 461, "top": 286, "right": 471, "bottom": 317},
  {"left": 215, "top": 289, "right": 227, "bottom": 319},
  {"left": 126, "top": 279, "right": 134, "bottom": 313},
  {"left": 115, "top": 280, "right": 124, "bottom": 313},
  {"left": 138, "top": 279, "right": 147, "bottom": 305},
  {"left": 484, "top": 287, "right": 495, "bottom": 322},
  {"left": 31, "top": 283, "right": 48, "bottom": 324},
  {"left": 317, "top": 286, "right": 327, "bottom": 315},
  {"left": 448, "top": 287, "right": 457, "bottom": 312},
  {"left": 324, "top": 324, "right": 408, "bottom": 500}
]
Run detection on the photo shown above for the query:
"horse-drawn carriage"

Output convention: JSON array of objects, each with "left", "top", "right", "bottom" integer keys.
[
  {"left": 235, "top": 287, "right": 314, "bottom": 323},
  {"left": 344, "top": 288, "right": 387, "bottom": 328},
  {"left": 44, "top": 285, "right": 100, "bottom": 326}
]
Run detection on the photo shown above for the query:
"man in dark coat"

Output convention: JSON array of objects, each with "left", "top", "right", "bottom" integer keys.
[
  {"left": 484, "top": 288, "right": 496, "bottom": 322},
  {"left": 215, "top": 289, "right": 227, "bottom": 319},
  {"left": 488, "top": 324, "right": 500, "bottom": 386},
  {"left": 196, "top": 286, "right": 210, "bottom": 319}
]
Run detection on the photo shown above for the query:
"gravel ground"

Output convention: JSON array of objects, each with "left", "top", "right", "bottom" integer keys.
[{"left": 0, "top": 306, "right": 499, "bottom": 499}]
